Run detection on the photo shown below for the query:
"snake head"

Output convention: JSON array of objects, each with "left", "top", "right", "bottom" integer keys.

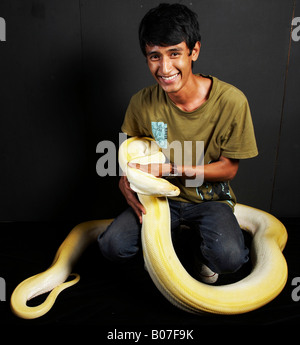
[
  {"left": 119, "top": 137, "right": 180, "bottom": 197},
  {"left": 127, "top": 166, "right": 180, "bottom": 197}
]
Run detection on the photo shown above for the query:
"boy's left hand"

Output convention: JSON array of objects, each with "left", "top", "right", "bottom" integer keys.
[{"left": 128, "top": 162, "right": 172, "bottom": 177}]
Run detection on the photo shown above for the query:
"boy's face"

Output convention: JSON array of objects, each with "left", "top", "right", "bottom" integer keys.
[{"left": 145, "top": 41, "right": 200, "bottom": 94}]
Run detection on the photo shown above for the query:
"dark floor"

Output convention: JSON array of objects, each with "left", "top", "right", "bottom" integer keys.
[{"left": 0, "top": 217, "right": 300, "bottom": 331}]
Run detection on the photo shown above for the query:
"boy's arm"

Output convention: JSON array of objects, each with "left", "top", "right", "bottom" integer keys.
[
  {"left": 119, "top": 175, "right": 146, "bottom": 224},
  {"left": 128, "top": 156, "right": 239, "bottom": 182}
]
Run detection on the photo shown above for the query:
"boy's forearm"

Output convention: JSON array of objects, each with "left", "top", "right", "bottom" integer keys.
[
  {"left": 179, "top": 156, "right": 239, "bottom": 182},
  {"left": 128, "top": 156, "right": 239, "bottom": 182}
]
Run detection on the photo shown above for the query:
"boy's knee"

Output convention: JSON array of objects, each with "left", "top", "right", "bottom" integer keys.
[
  {"left": 98, "top": 207, "right": 141, "bottom": 262},
  {"left": 218, "top": 244, "right": 248, "bottom": 273},
  {"left": 98, "top": 230, "right": 139, "bottom": 263},
  {"left": 202, "top": 240, "right": 249, "bottom": 274}
]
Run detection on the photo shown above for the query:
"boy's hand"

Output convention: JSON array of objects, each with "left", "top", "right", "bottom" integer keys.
[
  {"left": 128, "top": 162, "right": 172, "bottom": 177},
  {"left": 119, "top": 175, "right": 146, "bottom": 224}
]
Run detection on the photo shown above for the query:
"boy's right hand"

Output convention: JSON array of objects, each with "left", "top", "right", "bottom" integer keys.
[{"left": 119, "top": 175, "right": 146, "bottom": 224}]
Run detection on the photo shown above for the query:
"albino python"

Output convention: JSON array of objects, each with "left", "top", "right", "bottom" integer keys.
[{"left": 11, "top": 137, "right": 288, "bottom": 319}]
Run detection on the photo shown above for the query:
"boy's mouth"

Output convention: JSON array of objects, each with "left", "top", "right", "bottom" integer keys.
[{"left": 158, "top": 72, "right": 180, "bottom": 83}]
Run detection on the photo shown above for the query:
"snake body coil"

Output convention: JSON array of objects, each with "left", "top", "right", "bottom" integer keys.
[{"left": 11, "top": 137, "right": 288, "bottom": 319}]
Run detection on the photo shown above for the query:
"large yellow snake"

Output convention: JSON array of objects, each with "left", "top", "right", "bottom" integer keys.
[{"left": 11, "top": 137, "right": 288, "bottom": 319}]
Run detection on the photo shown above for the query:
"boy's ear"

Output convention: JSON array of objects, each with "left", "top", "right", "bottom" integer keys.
[{"left": 191, "top": 41, "right": 201, "bottom": 61}]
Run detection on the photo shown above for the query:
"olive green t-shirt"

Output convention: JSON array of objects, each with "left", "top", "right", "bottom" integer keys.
[{"left": 121, "top": 75, "right": 258, "bottom": 208}]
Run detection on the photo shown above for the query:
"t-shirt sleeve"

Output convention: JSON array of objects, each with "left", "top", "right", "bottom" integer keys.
[
  {"left": 220, "top": 99, "right": 258, "bottom": 159},
  {"left": 121, "top": 93, "right": 151, "bottom": 137}
]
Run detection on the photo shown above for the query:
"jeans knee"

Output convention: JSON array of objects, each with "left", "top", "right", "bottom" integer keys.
[
  {"left": 97, "top": 207, "right": 141, "bottom": 263},
  {"left": 202, "top": 241, "right": 249, "bottom": 274},
  {"left": 98, "top": 231, "right": 139, "bottom": 262},
  {"left": 219, "top": 245, "right": 248, "bottom": 273}
]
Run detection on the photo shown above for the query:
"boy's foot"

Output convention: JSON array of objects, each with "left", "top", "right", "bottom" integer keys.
[{"left": 195, "top": 262, "right": 219, "bottom": 284}]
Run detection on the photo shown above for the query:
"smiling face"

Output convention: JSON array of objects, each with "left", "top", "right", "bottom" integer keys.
[{"left": 145, "top": 41, "right": 200, "bottom": 95}]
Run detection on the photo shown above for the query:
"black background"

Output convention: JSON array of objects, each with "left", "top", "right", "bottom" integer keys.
[{"left": 0, "top": 0, "right": 299, "bottom": 221}]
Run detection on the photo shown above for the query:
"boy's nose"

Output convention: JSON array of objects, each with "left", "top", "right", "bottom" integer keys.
[{"left": 160, "top": 57, "right": 172, "bottom": 75}]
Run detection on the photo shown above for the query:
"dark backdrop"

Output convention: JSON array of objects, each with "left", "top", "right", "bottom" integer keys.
[{"left": 0, "top": 0, "right": 299, "bottom": 221}]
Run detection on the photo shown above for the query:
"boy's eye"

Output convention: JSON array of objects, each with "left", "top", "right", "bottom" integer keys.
[
  {"left": 150, "top": 55, "right": 159, "bottom": 61},
  {"left": 171, "top": 52, "right": 181, "bottom": 57}
]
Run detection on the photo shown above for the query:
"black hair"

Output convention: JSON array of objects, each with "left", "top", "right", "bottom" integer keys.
[{"left": 139, "top": 3, "right": 201, "bottom": 56}]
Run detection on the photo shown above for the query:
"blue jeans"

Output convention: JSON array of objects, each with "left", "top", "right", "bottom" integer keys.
[{"left": 98, "top": 200, "right": 249, "bottom": 274}]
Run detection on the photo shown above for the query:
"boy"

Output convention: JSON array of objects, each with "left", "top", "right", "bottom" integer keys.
[{"left": 98, "top": 3, "right": 258, "bottom": 283}]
